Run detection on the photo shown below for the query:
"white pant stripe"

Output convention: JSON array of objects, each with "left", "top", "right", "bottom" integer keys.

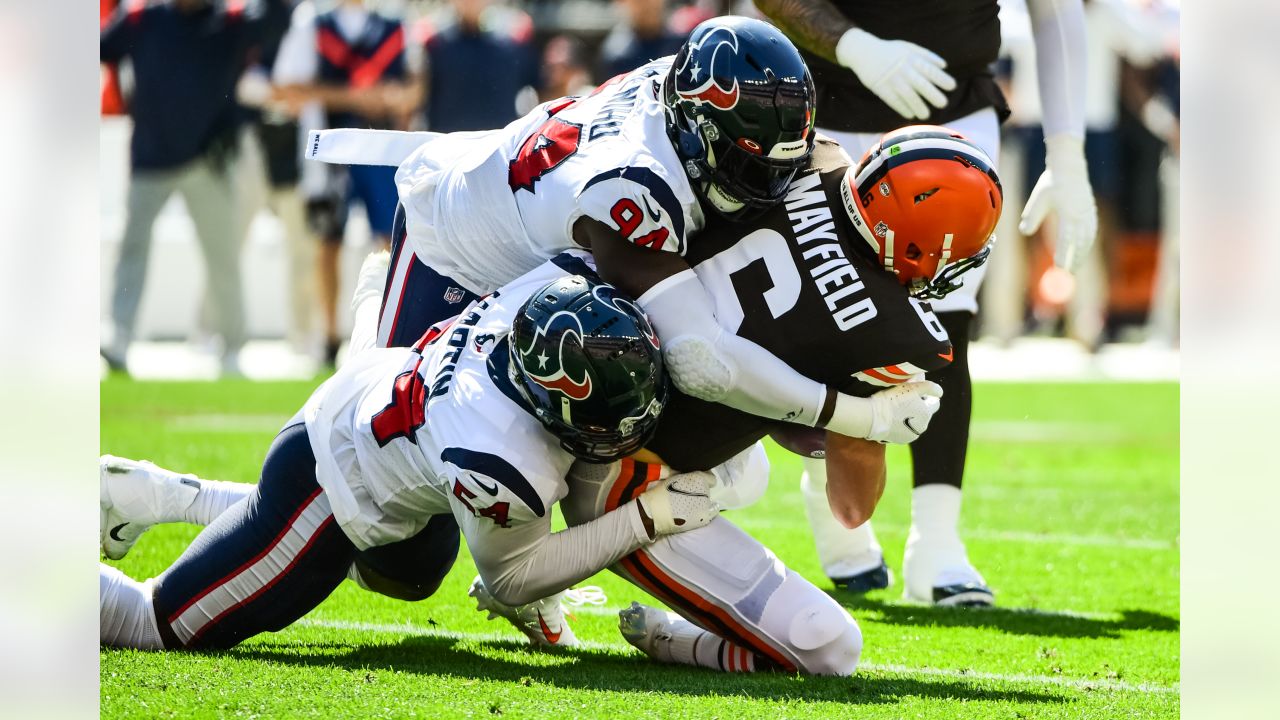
[
  {"left": 171, "top": 492, "right": 333, "bottom": 645},
  {"left": 377, "top": 246, "right": 418, "bottom": 348}
]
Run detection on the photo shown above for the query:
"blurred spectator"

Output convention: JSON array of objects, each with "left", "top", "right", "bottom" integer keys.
[
  {"left": 100, "top": 0, "right": 262, "bottom": 376},
  {"left": 273, "top": 0, "right": 418, "bottom": 366},
  {"left": 1000, "top": 0, "right": 1166, "bottom": 346},
  {"left": 100, "top": 1, "right": 127, "bottom": 115},
  {"left": 667, "top": 0, "right": 717, "bottom": 35},
  {"left": 596, "top": 0, "right": 685, "bottom": 81},
  {"left": 235, "top": 0, "right": 317, "bottom": 357},
  {"left": 417, "top": 0, "right": 538, "bottom": 132},
  {"left": 537, "top": 34, "right": 594, "bottom": 103}
]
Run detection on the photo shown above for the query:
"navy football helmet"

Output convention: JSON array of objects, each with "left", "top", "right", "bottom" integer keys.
[
  {"left": 664, "top": 16, "right": 817, "bottom": 221},
  {"left": 509, "top": 275, "right": 668, "bottom": 463}
]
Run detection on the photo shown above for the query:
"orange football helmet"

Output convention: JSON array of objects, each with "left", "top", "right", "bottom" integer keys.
[{"left": 839, "top": 125, "right": 1003, "bottom": 299}]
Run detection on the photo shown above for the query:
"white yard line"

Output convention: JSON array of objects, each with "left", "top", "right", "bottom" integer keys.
[
  {"left": 734, "top": 518, "right": 1178, "bottom": 551},
  {"left": 293, "top": 618, "right": 1178, "bottom": 696}
]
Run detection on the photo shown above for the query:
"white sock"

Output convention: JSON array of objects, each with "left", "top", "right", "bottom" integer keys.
[
  {"left": 181, "top": 479, "right": 255, "bottom": 526},
  {"left": 649, "top": 612, "right": 759, "bottom": 673},
  {"left": 800, "top": 456, "right": 882, "bottom": 578},
  {"left": 100, "top": 564, "right": 164, "bottom": 650},
  {"left": 904, "top": 484, "right": 979, "bottom": 599},
  {"left": 908, "top": 484, "right": 963, "bottom": 547}
]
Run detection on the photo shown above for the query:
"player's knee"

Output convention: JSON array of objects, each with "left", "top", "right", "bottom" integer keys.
[
  {"left": 787, "top": 597, "right": 863, "bottom": 676},
  {"left": 663, "top": 336, "right": 732, "bottom": 402}
]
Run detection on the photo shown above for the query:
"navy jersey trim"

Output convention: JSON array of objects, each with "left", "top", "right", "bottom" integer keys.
[
  {"left": 440, "top": 447, "right": 546, "bottom": 517},
  {"left": 582, "top": 167, "right": 686, "bottom": 249},
  {"left": 549, "top": 253, "right": 603, "bottom": 284}
]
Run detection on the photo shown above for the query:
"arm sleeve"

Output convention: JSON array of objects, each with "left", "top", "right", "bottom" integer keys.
[
  {"left": 1026, "top": 0, "right": 1088, "bottom": 138},
  {"left": 455, "top": 496, "right": 651, "bottom": 607},
  {"left": 637, "top": 269, "right": 828, "bottom": 426}
]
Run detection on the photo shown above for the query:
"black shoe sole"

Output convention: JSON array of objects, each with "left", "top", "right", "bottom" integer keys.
[{"left": 831, "top": 562, "right": 892, "bottom": 593}]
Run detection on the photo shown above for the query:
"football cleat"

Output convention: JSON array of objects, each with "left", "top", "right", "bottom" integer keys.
[
  {"left": 903, "top": 539, "right": 994, "bottom": 607},
  {"left": 468, "top": 576, "right": 604, "bottom": 648},
  {"left": 830, "top": 558, "right": 893, "bottom": 594},
  {"left": 100, "top": 455, "right": 200, "bottom": 560},
  {"left": 932, "top": 580, "right": 995, "bottom": 607},
  {"left": 618, "top": 601, "right": 682, "bottom": 663}
]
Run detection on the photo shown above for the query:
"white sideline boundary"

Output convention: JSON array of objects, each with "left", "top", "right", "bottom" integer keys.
[{"left": 293, "top": 618, "right": 1179, "bottom": 696}]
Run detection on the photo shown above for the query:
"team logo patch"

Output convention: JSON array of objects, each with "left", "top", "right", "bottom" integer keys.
[
  {"left": 519, "top": 311, "right": 593, "bottom": 401},
  {"left": 674, "top": 26, "right": 741, "bottom": 110},
  {"left": 443, "top": 286, "right": 466, "bottom": 304}
]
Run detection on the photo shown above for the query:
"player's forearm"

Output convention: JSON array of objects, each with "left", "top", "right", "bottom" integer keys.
[
  {"left": 1026, "top": 0, "right": 1088, "bottom": 139},
  {"left": 637, "top": 271, "right": 828, "bottom": 426},
  {"left": 823, "top": 432, "right": 886, "bottom": 529},
  {"left": 754, "top": 0, "right": 853, "bottom": 64},
  {"left": 472, "top": 502, "right": 651, "bottom": 607},
  {"left": 277, "top": 83, "right": 370, "bottom": 114}
]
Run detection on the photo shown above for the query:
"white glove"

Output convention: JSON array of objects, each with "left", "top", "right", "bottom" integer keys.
[
  {"left": 235, "top": 66, "right": 274, "bottom": 109},
  {"left": 1019, "top": 134, "right": 1099, "bottom": 272},
  {"left": 866, "top": 381, "right": 944, "bottom": 444},
  {"left": 835, "top": 27, "right": 957, "bottom": 121},
  {"left": 824, "top": 381, "right": 944, "bottom": 444},
  {"left": 636, "top": 471, "right": 718, "bottom": 538}
]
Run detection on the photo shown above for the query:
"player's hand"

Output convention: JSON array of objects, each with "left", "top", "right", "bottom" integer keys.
[
  {"left": 636, "top": 471, "right": 718, "bottom": 539},
  {"left": 867, "top": 381, "right": 944, "bottom": 444},
  {"left": 835, "top": 28, "right": 956, "bottom": 120},
  {"left": 1019, "top": 134, "right": 1099, "bottom": 272}
]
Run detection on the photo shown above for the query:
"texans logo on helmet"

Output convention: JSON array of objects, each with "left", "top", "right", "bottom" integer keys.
[
  {"left": 519, "top": 311, "right": 593, "bottom": 401},
  {"left": 675, "top": 26, "right": 740, "bottom": 111},
  {"left": 590, "top": 284, "right": 660, "bottom": 350}
]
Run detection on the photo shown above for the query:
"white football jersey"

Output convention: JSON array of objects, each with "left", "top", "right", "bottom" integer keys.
[
  {"left": 303, "top": 257, "right": 591, "bottom": 551},
  {"left": 394, "top": 58, "right": 704, "bottom": 296}
]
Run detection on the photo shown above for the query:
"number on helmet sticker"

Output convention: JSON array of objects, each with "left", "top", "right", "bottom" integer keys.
[
  {"left": 508, "top": 98, "right": 582, "bottom": 193},
  {"left": 908, "top": 297, "right": 949, "bottom": 342},
  {"left": 695, "top": 228, "right": 802, "bottom": 332}
]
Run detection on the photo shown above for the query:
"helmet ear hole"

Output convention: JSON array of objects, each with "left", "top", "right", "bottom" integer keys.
[{"left": 905, "top": 243, "right": 923, "bottom": 261}]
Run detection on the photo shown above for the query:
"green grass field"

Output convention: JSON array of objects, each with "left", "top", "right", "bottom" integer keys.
[{"left": 100, "top": 378, "right": 1179, "bottom": 718}]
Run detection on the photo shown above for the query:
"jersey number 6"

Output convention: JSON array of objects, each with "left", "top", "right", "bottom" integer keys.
[{"left": 696, "top": 228, "right": 802, "bottom": 333}]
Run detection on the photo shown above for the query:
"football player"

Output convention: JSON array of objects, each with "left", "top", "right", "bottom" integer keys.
[
  {"left": 480, "top": 127, "right": 1002, "bottom": 675},
  {"left": 99, "top": 263, "right": 721, "bottom": 651},
  {"left": 755, "top": 0, "right": 1096, "bottom": 605},
  {"left": 308, "top": 16, "right": 944, "bottom": 457}
]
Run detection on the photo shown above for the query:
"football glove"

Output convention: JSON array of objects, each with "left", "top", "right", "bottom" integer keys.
[
  {"left": 836, "top": 28, "right": 957, "bottom": 120},
  {"left": 636, "top": 471, "right": 718, "bottom": 538},
  {"left": 867, "top": 381, "right": 944, "bottom": 444},
  {"left": 826, "top": 381, "right": 943, "bottom": 444},
  {"left": 1019, "top": 133, "right": 1099, "bottom": 273}
]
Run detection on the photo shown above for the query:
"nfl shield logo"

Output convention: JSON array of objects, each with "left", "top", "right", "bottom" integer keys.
[{"left": 443, "top": 286, "right": 466, "bottom": 304}]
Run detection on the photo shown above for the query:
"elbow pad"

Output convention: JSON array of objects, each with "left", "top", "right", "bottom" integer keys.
[{"left": 662, "top": 334, "right": 734, "bottom": 402}]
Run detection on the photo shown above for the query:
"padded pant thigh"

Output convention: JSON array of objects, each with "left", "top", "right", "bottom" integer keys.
[
  {"left": 352, "top": 513, "right": 462, "bottom": 601},
  {"left": 563, "top": 459, "right": 862, "bottom": 675}
]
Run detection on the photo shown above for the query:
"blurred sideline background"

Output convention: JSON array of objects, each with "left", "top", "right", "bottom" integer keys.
[{"left": 98, "top": 0, "right": 1180, "bottom": 381}]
